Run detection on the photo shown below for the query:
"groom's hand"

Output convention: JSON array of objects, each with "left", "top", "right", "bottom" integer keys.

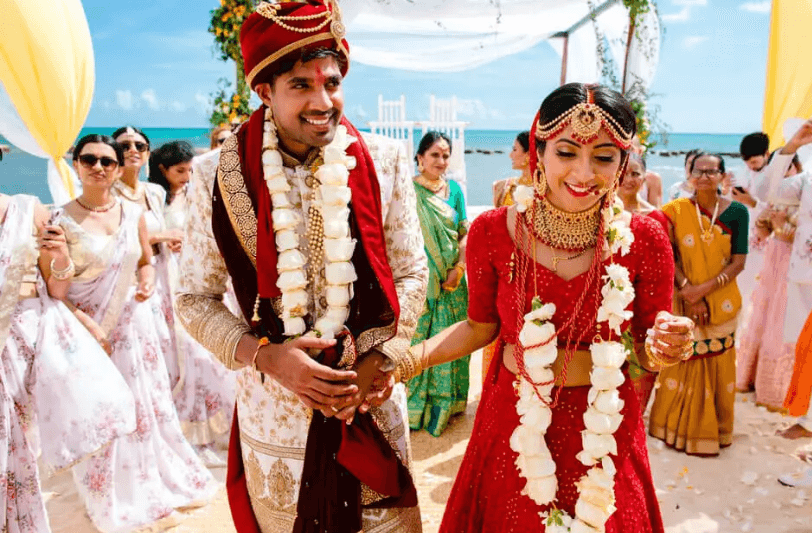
[{"left": 256, "top": 336, "right": 358, "bottom": 413}]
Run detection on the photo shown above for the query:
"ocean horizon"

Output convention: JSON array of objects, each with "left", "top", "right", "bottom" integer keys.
[{"left": 1, "top": 129, "right": 750, "bottom": 207}]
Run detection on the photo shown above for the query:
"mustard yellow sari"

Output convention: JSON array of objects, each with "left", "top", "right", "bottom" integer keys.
[{"left": 649, "top": 198, "right": 746, "bottom": 455}]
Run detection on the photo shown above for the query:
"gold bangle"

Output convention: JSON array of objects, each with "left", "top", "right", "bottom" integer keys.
[{"left": 645, "top": 339, "right": 678, "bottom": 368}]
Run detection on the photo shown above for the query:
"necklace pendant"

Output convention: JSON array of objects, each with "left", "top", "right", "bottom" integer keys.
[
  {"left": 507, "top": 252, "right": 516, "bottom": 283},
  {"left": 551, "top": 256, "right": 561, "bottom": 272},
  {"left": 701, "top": 231, "right": 714, "bottom": 244}
]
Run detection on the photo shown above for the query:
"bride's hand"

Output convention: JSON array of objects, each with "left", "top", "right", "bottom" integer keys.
[{"left": 647, "top": 311, "right": 694, "bottom": 365}]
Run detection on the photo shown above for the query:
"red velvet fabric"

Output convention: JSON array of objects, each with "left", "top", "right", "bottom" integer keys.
[{"left": 440, "top": 208, "right": 673, "bottom": 531}]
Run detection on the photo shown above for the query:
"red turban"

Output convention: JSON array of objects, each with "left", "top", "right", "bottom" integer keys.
[{"left": 241, "top": 0, "right": 350, "bottom": 89}]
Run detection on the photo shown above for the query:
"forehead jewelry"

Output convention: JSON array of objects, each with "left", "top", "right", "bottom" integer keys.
[{"left": 535, "top": 89, "right": 634, "bottom": 150}]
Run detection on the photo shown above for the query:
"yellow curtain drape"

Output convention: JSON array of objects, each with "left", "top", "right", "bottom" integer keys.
[
  {"left": 0, "top": 0, "right": 95, "bottom": 198},
  {"left": 762, "top": 0, "right": 812, "bottom": 151}
]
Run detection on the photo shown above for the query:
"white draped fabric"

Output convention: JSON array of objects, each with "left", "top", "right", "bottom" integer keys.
[
  {"left": 343, "top": 0, "right": 660, "bottom": 92},
  {"left": 0, "top": 82, "right": 81, "bottom": 205}
]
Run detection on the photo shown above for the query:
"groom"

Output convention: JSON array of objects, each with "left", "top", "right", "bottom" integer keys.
[{"left": 176, "top": 1, "right": 428, "bottom": 532}]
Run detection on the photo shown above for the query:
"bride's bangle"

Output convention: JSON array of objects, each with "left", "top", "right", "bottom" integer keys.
[{"left": 50, "top": 257, "right": 75, "bottom": 280}]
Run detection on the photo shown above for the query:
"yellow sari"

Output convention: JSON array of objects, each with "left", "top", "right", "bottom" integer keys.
[{"left": 649, "top": 198, "right": 742, "bottom": 455}]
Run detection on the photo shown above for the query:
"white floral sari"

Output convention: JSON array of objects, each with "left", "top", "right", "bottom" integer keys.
[
  {"left": 59, "top": 200, "right": 217, "bottom": 533},
  {"left": 0, "top": 195, "right": 135, "bottom": 532}
]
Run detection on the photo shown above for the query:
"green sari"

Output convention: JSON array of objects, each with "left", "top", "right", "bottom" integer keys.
[{"left": 407, "top": 179, "right": 471, "bottom": 437}]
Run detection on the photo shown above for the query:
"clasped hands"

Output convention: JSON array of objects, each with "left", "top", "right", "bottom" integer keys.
[
  {"left": 256, "top": 335, "right": 395, "bottom": 423},
  {"left": 645, "top": 311, "right": 695, "bottom": 367}
]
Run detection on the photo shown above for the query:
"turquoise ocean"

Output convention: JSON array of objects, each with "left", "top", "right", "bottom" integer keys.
[{"left": 0, "top": 129, "right": 747, "bottom": 207}]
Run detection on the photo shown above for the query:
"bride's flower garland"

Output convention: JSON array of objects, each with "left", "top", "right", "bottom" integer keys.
[
  {"left": 262, "top": 107, "right": 358, "bottom": 339},
  {"left": 510, "top": 186, "right": 635, "bottom": 532}
]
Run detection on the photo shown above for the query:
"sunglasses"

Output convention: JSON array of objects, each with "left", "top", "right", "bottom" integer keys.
[
  {"left": 78, "top": 154, "right": 119, "bottom": 170},
  {"left": 216, "top": 136, "right": 229, "bottom": 146},
  {"left": 119, "top": 140, "right": 149, "bottom": 152}
]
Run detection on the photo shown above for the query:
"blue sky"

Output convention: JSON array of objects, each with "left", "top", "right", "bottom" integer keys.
[{"left": 82, "top": 0, "right": 772, "bottom": 133}]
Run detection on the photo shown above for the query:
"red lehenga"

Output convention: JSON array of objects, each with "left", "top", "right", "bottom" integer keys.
[{"left": 439, "top": 207, "right": 673, "bottom": 532}]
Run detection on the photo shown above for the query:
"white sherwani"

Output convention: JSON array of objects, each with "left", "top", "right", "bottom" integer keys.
[{"left": 176, "top": 131, "right": 427, "bottom": 533}]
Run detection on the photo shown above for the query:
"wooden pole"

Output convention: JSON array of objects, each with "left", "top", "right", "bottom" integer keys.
[
  {"left": 621, "top": 14, "right": 636, "bottom": 94},
  {"left": 560, "top": 34, "right": 569, "bottom": 86}
]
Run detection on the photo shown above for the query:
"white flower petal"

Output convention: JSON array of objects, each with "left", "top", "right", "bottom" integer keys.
[
  {"left": 262, "top": 150, "right": 283, "bottom": 167},
  {"left": 591, "top": 341, "right": 627, "bottom": 369},
  {"left": 326, "top": 285, "right": 351, "bottom": 307},
  {"left": 583, "top": 408, "right": 623, "bottom": 434},
  {"left": 278, "top": 249, "right": 307, "bottom": 272},
  {"left": 314, "top": 318, "right": 342, "bottom": 339},
  {"left": 320, "top": 185, "right": 352, "bottom": 206},
  {"left": 325, "top": 262, "right": 358, "bottom": 285},
  {"left": 324, "top": 238, "right": 356, "bottom": 262},
  {"left": 594, "top": 389, "right": 625, "bottom": 415},
  {"left": 272, "top": 208, "right": 301, "bottom": 231},
  {"left": 525, "top": 475, "right": 558, "bottom": 505},
  {"left": 590, "top": 367, "right": 626, "bottom": 390},
  {"left": 526, "top": 365, "right": 555, "bottom": 385},
  {"left": 324, "top": 218, "right": 351, "bottom": 239},
  {"left": 315, "top": 163, "right": 350, "bottom": 186},
  {"left": 582, "top": 431, "right": 618, "bottom": 458},
  {"left": 271, "top": 192, "right": 292, "bottom": 208},
  {"left": 265, "top": 175, "right": 290, "bottom": 194},
  {"left": 570, "top": 518, "right": 601, "bottom": 533},
  {"left": 524, "top": 303, "right": 557, "bottom": 323},
  {"left": 281, "top": 289, "right": 308, "bottom": 310},
  {"left": 275, "top": 229, "right": 299, "bottom": 251},
  {"left": 277, "top": 270, "right": 307, "bottom": 292},
  {"left": 283, "top": 317, "right": 306, "bottom": 336},
  {"left": 519, "top": 321, "right": 554, "bottom": 348}
]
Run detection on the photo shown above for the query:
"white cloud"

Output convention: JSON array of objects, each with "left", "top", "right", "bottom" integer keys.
[
  {"left": 141, "top": 89, "right": 160, "bottom": 110},
  {"left": 661, "top": 6, "right": 690, "bottom": 22},
  {"left": 115, "top": 90, "right": 134, "bottom": 111},
  {"left": 682, "top": 35, "right": 709, "bottom": 49},
  {"left": 170, "top": 101, "right": 187, "bottom": 112},
  {"left": 455, "top": 98, "right": 505, "bottom": 120},
  {"left": 739, "top": 1, "right": 770, "bottom": 13},
  {"left": 194, "top": 92, "right": 210, "bottom": 113},
  {"left": 661, "top": 0, "right": 708, "bottom": 23}
]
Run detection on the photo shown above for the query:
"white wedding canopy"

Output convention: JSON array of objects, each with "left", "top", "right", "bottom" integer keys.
[{"left": 341, "top": 0, "right": 660, "bottom": 93}]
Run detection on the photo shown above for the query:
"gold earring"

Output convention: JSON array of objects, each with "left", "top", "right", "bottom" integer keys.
[
  {"left": 418, "top": 161, "right": 424, "bottom": 173},
  {"left": 534, "top": 165, "right": 548, "bottom": 196}
]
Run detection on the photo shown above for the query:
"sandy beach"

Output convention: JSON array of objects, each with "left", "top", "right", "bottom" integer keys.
[{"left": 44, "top": 349, "right": 812, "bottom": 533}]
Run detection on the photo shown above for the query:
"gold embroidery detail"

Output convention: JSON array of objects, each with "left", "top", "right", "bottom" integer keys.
[
  {"left": 218, "top": 134, "right": 258, "bottom": 266},
  {"left": 267, "top": 459, "right": 297, "bottom": 511},
  {"left": 175, "top": 293, "right": 251, "bottom": 370},
  {"left": 240, "top": 430, "right": 306, "bottom": 461}
]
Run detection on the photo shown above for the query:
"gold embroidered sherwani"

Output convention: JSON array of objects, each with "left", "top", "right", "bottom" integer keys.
[{"left": 176, "top": 132, "right": 427, "bottom": 533}]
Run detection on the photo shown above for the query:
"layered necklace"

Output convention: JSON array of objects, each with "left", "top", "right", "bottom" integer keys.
[
  {"left": 510, "top": 186, "right": 636, "bottom": 532},
  {"left": 695, "top": 197, "right": 720, "bottom": 244},
  {"left": 414, "top": 173, "right": 446, "bottom": 195},
  {"left": 528, "top": 194, "right": 602, "bottom": 253},
  {"left": 261, "top": 107, "right": 357, "bottom": 339}
]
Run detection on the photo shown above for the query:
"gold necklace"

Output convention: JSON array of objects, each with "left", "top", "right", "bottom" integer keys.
[
  {"left": 695, "top": 197, "right": 720, "bottom": 244},
  {"left": 414, "top": 174, "right": 446, "bottom": 194},
  {"left": 550, "top": 248, "right": 589, "bottom": 272},
  {"left": 530, "top": 194, "right": 602, "bottom": 252}
]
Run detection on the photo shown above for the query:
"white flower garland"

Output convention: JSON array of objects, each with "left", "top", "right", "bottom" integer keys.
[
  {"left": 510, "top": 196, "right": 635, "bottom": 532},
  {"left": 262, "top": 107, "right": 358, "bottom": 339}
]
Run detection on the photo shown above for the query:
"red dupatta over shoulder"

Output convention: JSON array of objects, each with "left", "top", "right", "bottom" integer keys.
[{"left": 212, "top": 107, "right": 416, "bottom": 533}]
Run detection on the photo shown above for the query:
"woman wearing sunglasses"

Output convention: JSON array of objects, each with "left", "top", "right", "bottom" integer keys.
[
  {"left": 55, "top": 134, "right": 216, "bottom": 532},
  {"left": 147, "top": 141, "right": 236, "bottom": 465},
  {"left": 0, "top": 144, "right": 139, "bottom": 532}
]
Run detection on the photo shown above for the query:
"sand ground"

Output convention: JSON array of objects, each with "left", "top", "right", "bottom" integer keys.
[{"left": 44, "top": 349, "right": 812, "bottom": 533}]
